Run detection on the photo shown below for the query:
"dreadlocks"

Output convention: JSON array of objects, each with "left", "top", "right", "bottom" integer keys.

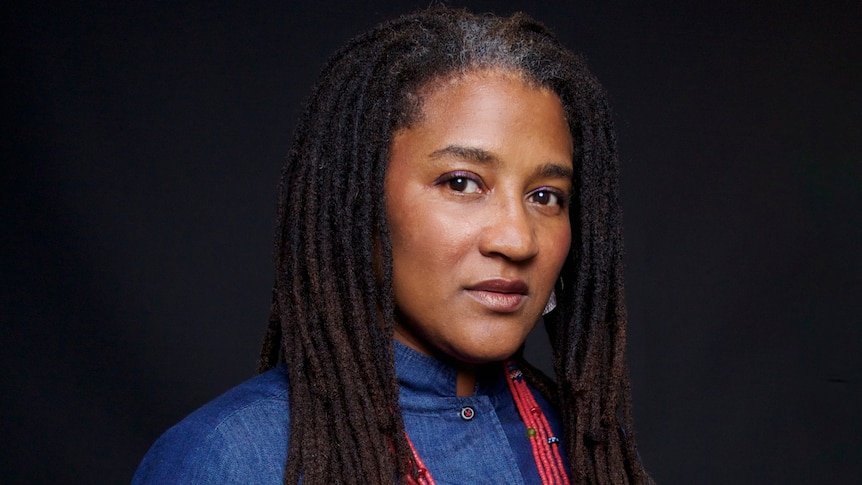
[{"left": 259, "top": 7, "right": 652, "bottom": 484}]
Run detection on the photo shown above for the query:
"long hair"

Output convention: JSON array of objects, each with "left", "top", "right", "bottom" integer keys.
[{"left": 259, "top": 7, "right": 652, "bottom": 484}]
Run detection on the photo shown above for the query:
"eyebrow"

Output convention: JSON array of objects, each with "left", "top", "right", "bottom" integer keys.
[
  {"left": 429, "top": 145, "right": 499, "bottom": 164},
  {"left": 539, "top": 163, "right": 574, "bottom": 181},
  {"left": 429, "top": 144, "right": 574, "bottom": 181}
]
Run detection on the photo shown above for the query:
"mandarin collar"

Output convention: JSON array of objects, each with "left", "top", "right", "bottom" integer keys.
[{"left": 394, "top": 340, "right": 508, "bottom": 398}]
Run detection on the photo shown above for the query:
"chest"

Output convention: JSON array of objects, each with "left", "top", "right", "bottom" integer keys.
[{"left": 401, "top": 390, "right": 562, "bottom": 485}]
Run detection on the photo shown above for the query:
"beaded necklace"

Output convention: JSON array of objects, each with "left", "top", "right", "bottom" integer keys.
[{"left": 406, "top": 361, "right": 570, "bottom": 485}]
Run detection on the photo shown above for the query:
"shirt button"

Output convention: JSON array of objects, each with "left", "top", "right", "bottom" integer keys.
[{"left": 460, "top": 406, "right": 475, "bottom": 421}]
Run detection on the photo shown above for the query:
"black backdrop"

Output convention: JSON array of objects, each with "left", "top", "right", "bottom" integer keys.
[{"left": 4, "top": 1, "right": 860, "bottom": 483}]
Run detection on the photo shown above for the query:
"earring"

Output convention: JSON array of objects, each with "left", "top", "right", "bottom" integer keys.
[
  {"left": 542, "top": 277, "right": 563, "bottom": 316},
  {"left": 542, "top": 291, "right": 557, "bottom": 315}
]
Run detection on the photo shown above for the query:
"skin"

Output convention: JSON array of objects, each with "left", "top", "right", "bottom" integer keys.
[{"left": 386, "top": 69, "right": 573, "bottom": 396}]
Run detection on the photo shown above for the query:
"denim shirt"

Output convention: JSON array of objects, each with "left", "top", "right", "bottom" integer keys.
[{"left": 132, "top": 342, "right": 565, "bottom": 484}]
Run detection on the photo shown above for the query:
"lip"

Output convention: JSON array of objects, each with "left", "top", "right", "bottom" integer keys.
[{"left": 465, "top": 279, "right": 529, "bottom": 313}]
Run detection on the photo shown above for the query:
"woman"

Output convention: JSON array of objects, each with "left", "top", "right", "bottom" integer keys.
[{"left": 134, "top": 7, "right": 652, "bottom": 484}]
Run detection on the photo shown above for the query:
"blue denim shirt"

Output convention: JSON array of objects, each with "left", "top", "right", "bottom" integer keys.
[{"left": 132, "top": 342, "right": 565, "bottom": 484}]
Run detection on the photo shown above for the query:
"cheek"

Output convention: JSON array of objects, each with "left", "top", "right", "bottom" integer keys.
[
  {"left": 544, "top": 220, "right": 572, "bottom": 273},
  {"left": 392, "top": 208, "right": 474, "bottom": 271}
]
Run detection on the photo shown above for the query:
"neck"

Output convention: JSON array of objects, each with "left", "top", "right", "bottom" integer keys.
[{"left": 455, "top": 366, "right": 476, "bottom": 397}]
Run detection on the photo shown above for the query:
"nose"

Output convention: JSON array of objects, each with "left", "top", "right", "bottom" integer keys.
[{"left": 478, "top": 198, "right": 539, "bottom": 262}]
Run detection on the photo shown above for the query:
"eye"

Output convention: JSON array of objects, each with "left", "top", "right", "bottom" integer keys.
[
  {"left": 448, "top": 176, "right": 480, "bottom": 193},
  {"left": 528, "top": 188, "right": 568, "bottom": 209},
  {"left": 435, "top": 171, "right": 484, "bottom": 194}
]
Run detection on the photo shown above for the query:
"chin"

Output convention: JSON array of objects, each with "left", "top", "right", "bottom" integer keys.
[{"left": 448, "top": 339, "right": 525, "bottom": 365}]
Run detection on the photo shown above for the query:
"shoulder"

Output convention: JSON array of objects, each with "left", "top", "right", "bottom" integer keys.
[{"left": 132, "top": 366, "right": 290, "bottom": 484}]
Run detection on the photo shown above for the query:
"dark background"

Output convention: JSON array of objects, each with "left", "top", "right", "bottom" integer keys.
[{"left": 4, "top": 1, "right": 860, "bottom": 483}]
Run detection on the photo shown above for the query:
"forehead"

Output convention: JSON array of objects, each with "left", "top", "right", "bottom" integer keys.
[
  {"left": 387, "top": 68, "right": 574, "bottom": 186},
  {"left": 398, "top": 69, "right": 573, "bottom": 155}
]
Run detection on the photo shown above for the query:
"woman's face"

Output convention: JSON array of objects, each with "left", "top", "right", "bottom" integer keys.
[{"left": 385, "top": 69, "right": 573, "bottom": 365}]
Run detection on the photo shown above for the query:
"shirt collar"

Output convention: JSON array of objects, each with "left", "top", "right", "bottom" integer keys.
[{"left": 394, "top": 340, "right": 508, "bottom": 398}]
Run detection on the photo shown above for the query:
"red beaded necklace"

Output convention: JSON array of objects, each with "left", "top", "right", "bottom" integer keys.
[{"left": 405, "top": 361, "right": 570, "bottom": 485}]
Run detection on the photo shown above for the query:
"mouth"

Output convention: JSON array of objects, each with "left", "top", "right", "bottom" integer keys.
[{"left": 465, "top": 279, "right": 529, "bottom": 313}]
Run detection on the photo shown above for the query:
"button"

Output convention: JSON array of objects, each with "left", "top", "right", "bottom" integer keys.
[{"left": 460, "top": 406, "right": 475, "bottom": 421}]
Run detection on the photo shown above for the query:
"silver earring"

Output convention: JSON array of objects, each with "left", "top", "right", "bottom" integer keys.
[
  {"left": 542, "top": 291, "right": 557, "bottom": 315},
  {"left": 542, "top": 277, "right": 563, "bottom": 316}
]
